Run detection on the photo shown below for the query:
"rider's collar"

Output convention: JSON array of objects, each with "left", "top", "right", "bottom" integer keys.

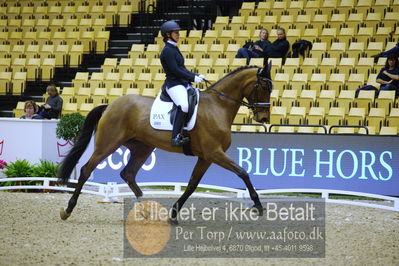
[{"left": 167, "top": 40, "right": 177, "bottom": 46}]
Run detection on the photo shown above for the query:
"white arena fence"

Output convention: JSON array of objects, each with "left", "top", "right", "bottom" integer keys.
[{"left": 0, "top": 177, "right": 398, "bottom": 212}]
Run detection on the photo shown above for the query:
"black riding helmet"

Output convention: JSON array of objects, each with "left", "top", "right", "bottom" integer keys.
[{"left": 161, "top": 20, "right": 181, "bottom": 41}]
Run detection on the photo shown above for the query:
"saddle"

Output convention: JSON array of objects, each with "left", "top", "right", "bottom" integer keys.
[{"left": 160, "top": 84, "right": 198, "bottom": 126}]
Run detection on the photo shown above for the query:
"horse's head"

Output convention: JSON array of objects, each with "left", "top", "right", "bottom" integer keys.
[{"left": 246, "top": 63, "right": 273, "bottom": 123}]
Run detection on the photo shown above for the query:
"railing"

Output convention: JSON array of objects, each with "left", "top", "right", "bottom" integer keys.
[{"left": 1, "top": 177, "right": 398, "bottom": 212}]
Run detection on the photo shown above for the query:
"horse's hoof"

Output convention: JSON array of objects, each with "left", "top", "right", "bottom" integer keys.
[
  {"left": 60, "top": 208, "right": 71, "bottom": 220},
  {"left": 252, "top": 205, "right": 263, "bottom": 216},
  {"left": 168, "top": 218, "right": 178, "bottom": 226}
]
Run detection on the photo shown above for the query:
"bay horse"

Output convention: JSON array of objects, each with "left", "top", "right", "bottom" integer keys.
[{"left": 58, "top": 64, "right": 273, "bottom": 224}]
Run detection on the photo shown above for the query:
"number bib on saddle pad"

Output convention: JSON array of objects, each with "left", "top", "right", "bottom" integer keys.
[{"left": 150, "top": 87, "right": 200, "bottom": 131}]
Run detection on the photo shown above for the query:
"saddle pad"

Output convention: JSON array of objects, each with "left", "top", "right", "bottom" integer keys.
[{"left": 150, "top": 88, "right": 200, "bottom": 131}]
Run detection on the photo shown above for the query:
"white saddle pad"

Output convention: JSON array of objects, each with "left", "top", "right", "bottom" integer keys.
[{"left": 150, "top": 88, "right": 200, "bottom": 131}]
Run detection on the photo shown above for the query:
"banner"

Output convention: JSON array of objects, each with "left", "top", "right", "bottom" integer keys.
[{"left": 93, "top": 133, "right": 399, "bottom": 196}]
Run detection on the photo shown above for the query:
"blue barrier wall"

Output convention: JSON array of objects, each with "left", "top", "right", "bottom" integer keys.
[{"left": 93, "top": 133, "right": 399, "bottom": 196}]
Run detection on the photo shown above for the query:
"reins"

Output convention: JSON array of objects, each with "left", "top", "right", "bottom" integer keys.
[
  {"left": 203, "top": 77, "right": 272, "bottom": 111},
  {"left": 204, "top": 79, "right": 255, "bottom": 109}
]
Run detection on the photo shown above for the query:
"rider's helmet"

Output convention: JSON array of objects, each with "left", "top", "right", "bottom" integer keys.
[{"left": 160, "top": 20, "right": 181, "bottom": 41}]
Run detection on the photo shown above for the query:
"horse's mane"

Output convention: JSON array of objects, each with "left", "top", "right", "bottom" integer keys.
[{"left": 208, "top": 65, "right": 259, "bottom": 90}]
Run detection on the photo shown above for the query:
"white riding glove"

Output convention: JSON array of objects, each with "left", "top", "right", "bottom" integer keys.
[{"left": 194, "top": 74, "right": 205, "bottom": 84}]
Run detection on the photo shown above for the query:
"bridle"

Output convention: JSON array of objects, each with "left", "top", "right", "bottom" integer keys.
[{"left": 204, "top": 68, "right": 273, "bottom": 114}]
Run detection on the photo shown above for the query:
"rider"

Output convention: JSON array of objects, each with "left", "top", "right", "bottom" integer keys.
[{"left": 159, "top": 20, "right": 206, "bottom": 147}]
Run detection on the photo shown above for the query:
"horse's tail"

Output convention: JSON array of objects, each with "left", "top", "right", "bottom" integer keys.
[{"left": 57, "top": 105, "right": 108, "bottom": 184}]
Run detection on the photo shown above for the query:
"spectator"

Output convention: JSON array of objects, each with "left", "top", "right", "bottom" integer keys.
[
  {"left": 355, "top": 54, "right": 399, "bottom": 98},
  {"left": 373, "top": 38, "right": 399, "bottom": 63},
  {"left": 376, "top": 53, "right": 399, "bottom": 97},
  {"left": 37, "top": 84, "right": 63, "bottom": 119},
  {"left": 235, "top": 29, "right": 271, "bottom": 64},
  {"left": 263, "top": 28, "right": 290, "bottom": 60},
  {"left": 20, "top": 100, "right": 41, "bottom": 119}
]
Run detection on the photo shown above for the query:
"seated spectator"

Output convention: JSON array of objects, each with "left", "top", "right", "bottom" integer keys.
[
  {"left": 37, "top": 84, "right": 63, "bottom": 119},
  {"left": 376, "top": 53, "right": 399, "bottom": 97},
  {"left": 373, "top": 38, "right": 399, "bottom": 63},
  {"left": 356, "top": 53, "right": 399, "bottom": 98},
  {"left": 235, "top": 29, "right": 271, "bottom": 64},
  {"left": 20, "top": 100, "right": 41, "bottom": 119},
  {"left": 263, "top": 28, "right": 290, "bottom": 60}
]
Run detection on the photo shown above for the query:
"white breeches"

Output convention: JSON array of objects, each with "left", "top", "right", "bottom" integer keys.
[{"left": 167, "top": 85, "right": 189, "bottom": 113}]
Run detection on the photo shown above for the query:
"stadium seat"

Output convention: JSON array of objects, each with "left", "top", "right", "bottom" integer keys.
[
  {"left": 325, "top": 107, "right": 345, "bottom": 126},
  {"left": 62, "top": 103, "right": 78, "bottom": 115},
  {"left": 273, "top": 73, "right": 290, "bottom": 91},
  {"left": 290, "top": 73, "right": 308, "bottom": 93},
  {"left": 41, "top": 57, "right": 56, "bottom": 81},
  {"left": 287, "top": 107, "right": 307, "bottom": 125},
  {"left": 280, "top": 90, "right": 298, "bottom": 112},
  {"left": 386, "top": 108, "right": 399, "bottom": 128},
  {"left": 365, "top": 108, "right": 386, "bottom": 132},
  {"left": 379, "top": 126, "right": 398, "bottom": 135},
  {"left": 219, "top": 30, "right": 235, "bottom": 46},
  {"left": 203, "top": 31, "right": 218, "bottom": 45},
  {"left": 238, "top": 2, "right": 255, "bottom": 19},
  {"left": 101, "top": 58, "right": 118, "bottom": 76},
  {"left": 346, "top": 106, "right": 367, "bottom": 126},
  {"left": 347, "top": 12, "right": 364, "bottom": 28},
  {"left": 354, "top": 90, "right": 375, "bottom": 112},
  {"left": 120, "top": 73, "right": 136, "bottom": 91},
  {"left": 108, "top": 87, "right": 123, "bottom": 103},
  {"left": 213, "top": 58, "right": 230, "bottom": 76},
  {"left": 11, "top": 72, "right": 27, "bottom": 95},
  {"left": 89, "top": 72, "right": 105, "bottom": 89},
  {"left": 337, "top": 27, "right": 355, "bottom": 44},
  {"left": 245, "top": 16, "right": 261, "bottom": 33},
  {"left": 297, "top": 90, "right": 317, "bottom": 113},
  {"left": 229, "top": 16, "right": 245, "bottom": 32},
  {"left": 355, "top": 57, "right": 374, "bottom": 76},
  {"left": 329, "top": 42, "right": 346, "bottom": 59},
  {"left": 213, "top": 16, "right": 229, "bottom": 33},
  {"left": 374, "top": 90, "right": 396, "bottom": 115},
  {"left": 136, "top": 73, "right": 152, "bottom": 91},
  {"left": 73, "top": 72, "right": 89, "bottom": 89},
  {"left": 270, "top": 106, "right": 287, "bottom": 124},
  {"left": 309, "top": 73, "right": 327, "bottom": 95},
  {"left": 282, "top": 58, "right": 300, "bottom": 79},
  {"left": 79, "top": 103, "right": 94, "bottom": 116},
  {"left": 329, "top": 13, "right": 346, "bottom": 29},
  {"left": 118, "top": 58, "right": 134, "bottom": 74},
  {"left": 295, "top": 14, "right": 312, "bottom": 31},
  {"left": 346, "top": 73, "right": 365, "bottom": 91},
  {"left": 356, "top": 27, "right": 374, "bottom": 43},
  {"left": 306, "top": 107, "right": 325, "bottom": 125},
  {"left": 75, "top": 87, "right": 91, "bottom": 105},
  {"left": 327, "top": 73, "right": 346, "bottom": 96},
  {"left": 338, "top": 57, "right": 355, "bottom": 76},
  {"left": 319, "top": 57, "right": 337, "bottom": 77},
  {"left": 336, "top": 90, "right": 356, "bottom": 114},
  {"left": 301, "top": 58, "right": 319, "bottom": 76},
  {"left": 364, "top": 12, "right": 382, "bottom": 29},
  {"left": 234, "top": 106, "right": 250, "bottom": 123},
  {"left": 104, "top": 72, "right": 120, "bottom": 89},
  {"left": 309, "top": 42, "right": 327, "bottom": 63}
]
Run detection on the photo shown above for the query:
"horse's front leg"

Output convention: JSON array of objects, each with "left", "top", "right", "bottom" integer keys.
[
  {"left": 170, "top": 157, "right": 211, "bottom": 225},
  {"left": 209, "top": 150, "right": 263, "bottom": 215}
]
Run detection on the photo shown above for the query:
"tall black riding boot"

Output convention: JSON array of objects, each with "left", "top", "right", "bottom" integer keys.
[{"left": 171, "top": 107, "right": 189, "bottom": 147}]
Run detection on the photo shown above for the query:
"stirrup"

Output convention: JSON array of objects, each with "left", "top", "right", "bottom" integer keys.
[{"left": 171, "top": 133, "right": 189, "bottom": 147}]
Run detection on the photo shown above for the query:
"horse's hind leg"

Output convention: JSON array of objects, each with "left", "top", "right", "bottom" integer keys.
[
  {"left": 170, "top": 158, "right": 211, "bottom": 224},
  {"left": 120, "top": 141, "right": 154, "bottom": 198},
  {"left": 61, "top": 141, "right": 124, "bottom": 220},
  {"left": 209, "top": 151, "right": 263, "bottom": 215}
]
